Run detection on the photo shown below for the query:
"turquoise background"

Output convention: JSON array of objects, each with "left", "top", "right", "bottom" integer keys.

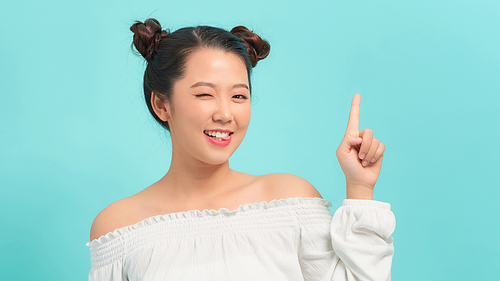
[{"left": 1, "top": 0, "right": 498, "bottom": 280}]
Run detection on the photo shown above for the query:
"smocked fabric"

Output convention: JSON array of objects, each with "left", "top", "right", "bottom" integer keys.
[{"left": 87, "top": 197, "right": 395, "bottom": 281}]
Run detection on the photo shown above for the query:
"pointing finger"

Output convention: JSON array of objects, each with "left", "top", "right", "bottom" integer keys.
[{"left": 346, "top": 93, "right": 361, "bottom": 137}]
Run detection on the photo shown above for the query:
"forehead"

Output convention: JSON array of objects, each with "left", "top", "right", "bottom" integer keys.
[{"left": 180, "top": 48, "right": 249, "bottom": 85}]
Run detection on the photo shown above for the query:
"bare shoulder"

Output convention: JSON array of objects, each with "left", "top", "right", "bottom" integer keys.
[
  {"left": 89, "top": 195, "right": 141, "bottom": 242},
  {"left": 260, "top": 173, "right": 322, "bottom": 199}
]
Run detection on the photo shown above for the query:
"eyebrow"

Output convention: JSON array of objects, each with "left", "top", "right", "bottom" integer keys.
[{"left": 190, "top": 81, "right": 249, "bottom": 90}]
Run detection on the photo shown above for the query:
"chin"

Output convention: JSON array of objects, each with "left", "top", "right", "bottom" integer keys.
[
  {"left": 202, "top": 151, "right": 235, "bottom": 166},
  {"left": 201, "top": 138, "right": 242, "bottom": 165}
]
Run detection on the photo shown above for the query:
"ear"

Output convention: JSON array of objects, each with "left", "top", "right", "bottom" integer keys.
[{"left": 151, "top": 92, "right": 170, "bottom": 121}]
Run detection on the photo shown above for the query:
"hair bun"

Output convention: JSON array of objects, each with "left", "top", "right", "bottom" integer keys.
[
  {"left": 230, "top": 26, "right": 270, "bottom": 67},
  {"left": 130, "top": 18, "right": 168, "bottom": 62}
]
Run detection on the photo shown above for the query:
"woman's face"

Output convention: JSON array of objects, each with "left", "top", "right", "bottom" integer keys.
[{"left": 165, "top": 48, "right": 251, "bottom": 165}]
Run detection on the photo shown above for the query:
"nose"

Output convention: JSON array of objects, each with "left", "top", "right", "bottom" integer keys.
[{"left": 212, "top": 101, "right": 233, "bottom": 123}]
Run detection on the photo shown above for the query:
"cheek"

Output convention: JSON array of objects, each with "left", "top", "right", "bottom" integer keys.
[
  {"left": 236, "top": 105, "right": 251, "bottom": 129},
  {"left": 173, "top": 100, "right": 212, "bottom": 126}
]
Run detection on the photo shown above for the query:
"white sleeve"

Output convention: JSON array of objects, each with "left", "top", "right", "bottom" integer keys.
[
  {"left": 298, "top": 199, "right": 395, "bottom": 281},
  {"left": 88, "top": 259, "right": 125, "bottom": 281},
  {"left": 87, "top": 237, "right": 127, "bottom": 281}
]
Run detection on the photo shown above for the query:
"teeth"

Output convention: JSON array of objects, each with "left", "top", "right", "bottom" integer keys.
[{"left": 204, "top": 130, "right": 230, "bottom": 138}]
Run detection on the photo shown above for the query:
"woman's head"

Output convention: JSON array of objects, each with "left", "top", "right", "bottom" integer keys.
[{"left": 130, "top": 18, "right": 270, "bottom": 131}]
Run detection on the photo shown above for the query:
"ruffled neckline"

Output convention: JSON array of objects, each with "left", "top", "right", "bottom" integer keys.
[{"left": 87, "top": 197, "right": 331, "bottom": 248}]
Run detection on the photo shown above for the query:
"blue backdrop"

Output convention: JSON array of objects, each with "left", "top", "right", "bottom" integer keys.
[{"left": 1, "top": 0, "right": 498, "bottom": 280}]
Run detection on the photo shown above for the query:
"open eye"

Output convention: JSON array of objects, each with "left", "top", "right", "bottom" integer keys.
[{"left": 232, "top": 94, "right": 248, "bottom": 100}]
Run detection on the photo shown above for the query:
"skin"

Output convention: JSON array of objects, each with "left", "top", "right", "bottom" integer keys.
[
  {"left": 89, "top": 49, "right": 384, "bottom": 241},
  {"left": 337, "top": 94, "right": 385, "bottom": 200}
]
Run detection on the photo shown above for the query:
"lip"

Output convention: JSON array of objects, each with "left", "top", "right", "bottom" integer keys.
[
  {"left": 204, "top": 129, "right": 233, "bottom": 133},
  {"left": 204, "top": 132, "right": 232, "bottom": 147}
]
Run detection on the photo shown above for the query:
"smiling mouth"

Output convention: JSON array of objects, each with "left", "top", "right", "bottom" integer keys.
[{"left": 203, "top": 130, "right": 233, "bottom": 141}]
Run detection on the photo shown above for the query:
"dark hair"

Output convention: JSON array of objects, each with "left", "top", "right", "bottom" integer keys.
[{"left": 130, "top": 18, "right": 270, "bottom": 131}]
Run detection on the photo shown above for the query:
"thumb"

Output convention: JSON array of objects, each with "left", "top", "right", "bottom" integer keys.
[{"left": 338, "top": 135, "right": 362, "bottom": 155}]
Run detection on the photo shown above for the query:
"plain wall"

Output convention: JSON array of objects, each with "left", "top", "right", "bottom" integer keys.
[{"left": 1, "top": 0, "right": 499, "bottom": 280}]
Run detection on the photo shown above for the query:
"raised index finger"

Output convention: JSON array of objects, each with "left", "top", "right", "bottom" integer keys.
[{"left": 346, "top": 93, "right": 361, "bottom": 136}]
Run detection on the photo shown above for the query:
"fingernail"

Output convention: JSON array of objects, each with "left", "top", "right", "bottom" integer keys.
[
  {"left": 362, "top": 160, "right": 369, "bottom": 167},
  {"left": 356, "top": 137, "right": 363, "bottom": 142},
  {"left": 371, "top": 158, "right": 376, "bottom": 162},
  {"left": 359, "top": 153, "right": 366, "bottom": 160}
]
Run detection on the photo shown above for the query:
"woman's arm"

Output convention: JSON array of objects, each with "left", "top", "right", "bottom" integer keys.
[{"left": 298, "top": 94, "right": 394, "bottom": 281}]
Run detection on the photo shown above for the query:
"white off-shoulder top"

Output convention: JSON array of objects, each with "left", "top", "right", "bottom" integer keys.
[{"left": 87, "top": 198, "right": 395, "bottom": 281}]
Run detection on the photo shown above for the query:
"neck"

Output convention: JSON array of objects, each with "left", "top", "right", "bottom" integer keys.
[{"left": 159, "top": 151, "right": 234, "bottom": 202}]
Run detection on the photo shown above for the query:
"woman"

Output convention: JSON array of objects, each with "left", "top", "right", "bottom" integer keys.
[{"left": 87, "top": 18, "right": 395, "bottom": 281}]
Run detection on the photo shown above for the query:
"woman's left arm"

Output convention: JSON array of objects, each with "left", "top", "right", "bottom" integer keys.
[
  {"left": 298, "top": 199, "right": 395, "bottom": 281},
  {"left": 298, "top": 94, "right": 395, "bottom": 280}
]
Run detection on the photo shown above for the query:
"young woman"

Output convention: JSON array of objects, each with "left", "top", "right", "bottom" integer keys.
[{"left": 87, "top": 18, "right": 395, "bottom": 281}]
